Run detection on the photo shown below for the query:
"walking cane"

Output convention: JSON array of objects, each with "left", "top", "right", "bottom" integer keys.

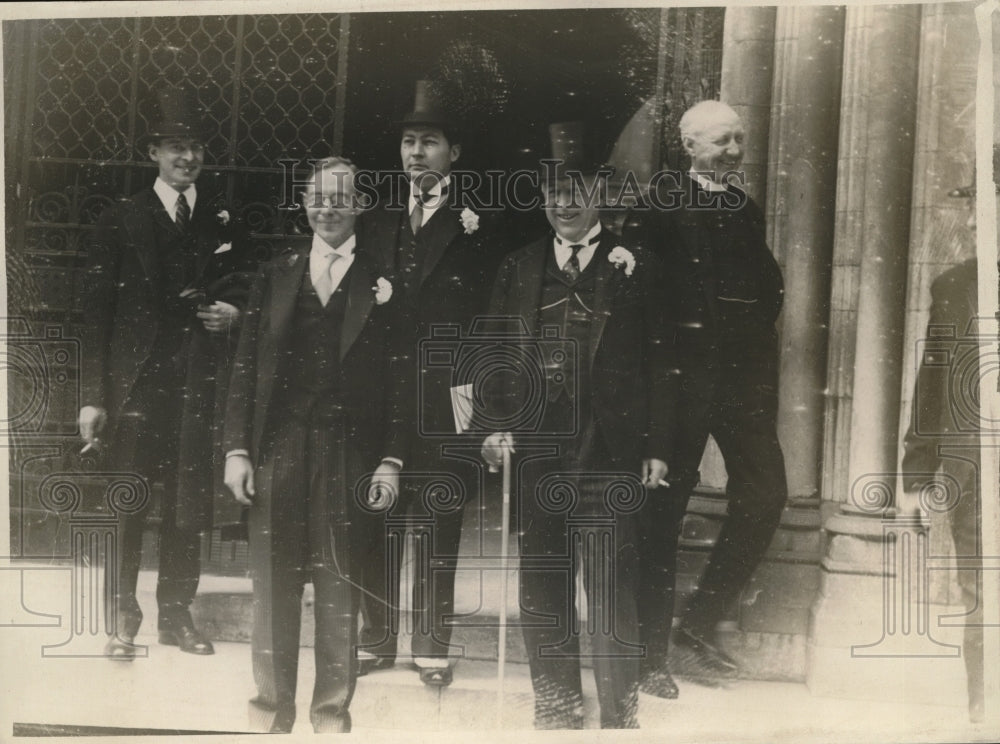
[{"left": 496, "top": 444, "right": 512, "bottom": 728}]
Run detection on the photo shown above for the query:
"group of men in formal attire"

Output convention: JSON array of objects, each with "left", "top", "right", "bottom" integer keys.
[{"left": 79, "top": 83, "right": 793, "bottom": 732}]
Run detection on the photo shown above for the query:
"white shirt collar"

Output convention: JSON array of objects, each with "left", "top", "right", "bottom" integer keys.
[
  {"left": 553, "top": 222, "right": 602, "bottom": 273},
  {"left": 409, "top": 174, "right": 452, "bottom": 225},
  {"left": 310, "top": 232, "right": 357, "bottom": 290},
  {"left": 689, "top": 169, "right": 729, "bottom": 193},
  {"left": 311, "top": 231, "right": 356, "bottom": 258},
  {"left": 153, "top": 177, "right": 197, "bottom": 219}
]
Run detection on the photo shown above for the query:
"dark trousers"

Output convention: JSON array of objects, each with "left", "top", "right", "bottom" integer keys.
[
  {"left": 638, "top": 372, "right": 787, "bottom": 664},
  {"left": 518, "top": 401, "right": 642, "bottom": 729},
  {"left": 106, "top": 374, "right": 200, "bottom": 637},
  {"left": 247, "top": 412, "right": 361, "bottom": 734},
  {"left": 358, "top": 437, "right": 476, "bottom": 661}
]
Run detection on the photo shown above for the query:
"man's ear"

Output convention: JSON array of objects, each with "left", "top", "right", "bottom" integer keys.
[
  {"left": 148, "top": 142, "right": 159, "bottom": 162},
  {"left": 450, "top": 143, "right": 462, "bottom": 165},
  {"left": 680, "top": 135, "right": 695, "bottom": 157}
]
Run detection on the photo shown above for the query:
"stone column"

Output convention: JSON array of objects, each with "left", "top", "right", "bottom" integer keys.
[
  {"left": 768, "top": 6, "right": 845, "bottom": 500},
  {"left": 720, "top": 7, "right": 775, "bottom": 205},
  {"left": 807, "top": 4, "right": 967, "bottom": 707}
]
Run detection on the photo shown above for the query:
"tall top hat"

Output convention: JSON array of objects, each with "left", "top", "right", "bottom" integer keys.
[
  {"left": 143, "top": 86, "right": 214, "bottom": 142},
  {"left": 397, "top": 80, "right": 456, "bottom": 131},
  {"left": 541, "top": 121, "right": 612, "bottom": 182},
  {"left": 948, "top": 144, "right": 1000, "bottom": 198}
]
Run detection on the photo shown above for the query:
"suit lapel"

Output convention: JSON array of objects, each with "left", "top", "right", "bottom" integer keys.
[
  {"left": 266, "top": 244, "right": 310, "bottom": 348},
  {"left": 190, "top": 197, "right": 219, "bottom": 281},
  {"left": 589, "top": 236, "right": 620, "bottom": 373},
  {"left": 341, "top": 254, "right": 376, "bottom": 362},
  {"left": 417, "top": 204, "right": 462, "bottom": 288},
  {"left": 515, "top": 238, "right": 548, "bottom": 335},
  {"left": 123, "top": 190, "right": 164, "bottom": 292},
  {"left": 364, "top": 206, "right": 403, "bottom": 274}
]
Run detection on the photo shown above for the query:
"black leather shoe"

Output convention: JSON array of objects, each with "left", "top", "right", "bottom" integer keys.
[
  {"left": 640, "top": 666, "right": 679, "bottom": 699},
  {"left": 673, "top": 626, "right": 738, "bottom": 677},
  {"left": 104, "top": 634, "right": 137, "bottom": 661},
  {"left": 158, "top": 622, "right": 215, "bottom": 655},
  {"left": 357, "top": 656, "right": 395, "bottom": 676},
  {"left": 416, "top": 665, "right": 453, "bottom": 687}
]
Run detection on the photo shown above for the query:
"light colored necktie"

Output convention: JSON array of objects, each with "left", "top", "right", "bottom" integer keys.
[
  {"left": 410, "top": 193, "right": 425, "bottom": 236},
  {"left": 314, "top": 252, "right": 339, "bottom": 306}
]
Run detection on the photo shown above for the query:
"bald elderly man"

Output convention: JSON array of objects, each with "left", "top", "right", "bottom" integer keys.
[{"left": 623, "top": 100, "right": 788, "bottom": 696}]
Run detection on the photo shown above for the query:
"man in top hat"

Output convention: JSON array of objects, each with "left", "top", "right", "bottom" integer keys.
[
  {"left": 357, "top": 80, "right": 508, "bottom": 686},
  {"left": 480, "top": 122, "right": 675, "bottom": 729},
  {"left": 900, "top": 148, "right": 998, "bottom": 723},
  {"left": 622, "top": 99, "right": 788, "bottom": 693},
  {"left": 78, "top": 86, "right": 256, "bottom": 660},
  {"left": 224, "top": 157, "right": 410, "bottom": 733}
]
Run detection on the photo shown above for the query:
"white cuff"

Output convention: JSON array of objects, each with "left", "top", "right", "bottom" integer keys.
[
  {"left": 381, "top": 457, "right": 403, "bottom": 469},
  {"left": 226, "top": 449, "right": 250, "bottom": 459}
]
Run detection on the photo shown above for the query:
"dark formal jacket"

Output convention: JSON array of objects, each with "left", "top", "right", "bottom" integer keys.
[
  {"left": 623, "top": 173, "right": 784, "bottom": 394},
  {"left": 901, "top": 259, "right": 980, "bottom": 491},
  {"left": 483, "top": 231, "right": 676, "bottom": 466},
  {"left": 361, "top": 193, "right": 509, "bottom": 438},
  {"left": 79, "top": 186, "right": 257, "bottom": 528},
  {"left": 222, "top": 238, "right": 411, "bottom": 474}
]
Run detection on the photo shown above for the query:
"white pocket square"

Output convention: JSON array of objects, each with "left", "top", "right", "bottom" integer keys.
[{"left": 214, "top": 242, "right": 232, "bottom": 254}]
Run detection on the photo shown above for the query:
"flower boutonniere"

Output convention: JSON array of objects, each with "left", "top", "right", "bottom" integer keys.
[
  {"left": 373, "top": 277, "right": 393, "bottom": 305},
  {"left": 608, "top": 246, "right": 636, "bottom": 277},
  {"left": 216, "top": 209, "right": 231, "bottom": 226},
  {"left": 460, "top": 207, "right": 480, "bottom": 235}
]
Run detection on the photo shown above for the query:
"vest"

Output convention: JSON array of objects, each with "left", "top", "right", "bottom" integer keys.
[
  {"left": 537, "top": 247, "right": 598, "bottom": 411},
  {"left": 275, "top": 264, "right": 351, "bottom": 421}
]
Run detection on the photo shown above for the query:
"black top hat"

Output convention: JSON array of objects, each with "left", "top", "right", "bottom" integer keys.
[
  {"left": 397, "top": 80, "right": 456, "bottom": 131},
  {"left": 143, "top": 86, "right": 214, "bottom": 143},
  {"left": 539, "top": 121, "right": 612, "bottom": 182},
  {"left": 948, "top": 144, "right": 1000, "bottom": 198}
]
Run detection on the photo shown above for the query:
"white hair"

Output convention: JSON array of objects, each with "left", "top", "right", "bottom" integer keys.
[{"left": 679, "top": 100, "right": 742, "bottom": 140}]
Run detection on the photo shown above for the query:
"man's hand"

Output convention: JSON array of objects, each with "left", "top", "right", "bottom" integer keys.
[
  {"left": 198, "top": 301, "right": 240, "bottom": 333},
  {"left": 642, "top": 458, "right": 669, "bottom": 488},
  {"left": 481, "top": 432, "right": 515, "bottom": 473},
  {"left": 368, "top": 460, "right": 400, "bottom": 510},
  {"left": 224, "top": 454, "right": 256, "bottom": 506},
  {"left": 78, "top": 406, "right": 107, "bottom": 445}
]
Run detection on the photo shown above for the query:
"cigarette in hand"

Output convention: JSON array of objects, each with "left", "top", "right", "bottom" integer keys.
[{"left": 658, "top": 479, "right": 670, "bottom": 488}]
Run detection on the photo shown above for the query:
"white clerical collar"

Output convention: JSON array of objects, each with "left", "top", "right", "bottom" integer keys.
[
  {"left": 312, "top": 232, "right": 356, "bottom": 258},
  {"left": 554, "top": 221, "right": 602, "bottom": 249},
  {"left": 689, "top": 169, "right": 729, "bottom": 193},
  {"left": 153, "top": 177, "right": 197, "bottom": 216}
]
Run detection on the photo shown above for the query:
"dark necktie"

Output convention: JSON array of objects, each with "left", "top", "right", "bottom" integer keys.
[
  {"left": 175, "top": 192, "right": 190, "bottom": 232},
  {"left": 563, "top": 243, "right": 584, "bottom": 282}
]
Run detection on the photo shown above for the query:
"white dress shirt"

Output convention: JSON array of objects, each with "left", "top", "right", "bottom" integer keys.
[
  {"left": 408, "top": 174, "right": 451, "bottom": 228},
  {"left": 310, "top": 232, "right": 356, "bottom": 295},
  {"left": 553, "top": 222, "right": 602, "bottom": 273},
  {"left": 153, "top": 177, "right": 197, "bottom": 220}
]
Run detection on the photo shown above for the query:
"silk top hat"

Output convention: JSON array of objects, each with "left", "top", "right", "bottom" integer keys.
[
  {"left": 398, "top": 80, "right": 456, "bottom": 131},
  {"left": 948, "top": 144, "right": 1000, "bottom": 197},
  {"left": 143, "top": 86, "right": 214, "bottom": 143},
  {"left": 540, "top": 121, "right": 613, "bottom": 183}
]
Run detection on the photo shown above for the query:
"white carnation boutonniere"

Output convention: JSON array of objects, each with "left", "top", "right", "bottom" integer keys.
[
  {"left": 459, "top": 207, "right": 480, "bottom": 235},
  {"left": 608, "top": 246, "right": 636, "bottom": 277},
  {"left": 216, "top": 209, "right": 231, "bottom": 226},
  {"left": 373, "top": 277, "right": 393, "bottom": 305}
]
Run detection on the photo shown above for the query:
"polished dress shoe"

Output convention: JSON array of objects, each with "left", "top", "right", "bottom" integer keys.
[
  {"left": 673, "top": 626, "right": 738, "bottom": 678},
  {"left": 639, "top": 665, "right": 679, "bottom": 699},
  {"left": 357, "top": 656, "right": 395, "bottom": 677},
  {"left": 104, "top": 634, "right": 137, "bottom": 661},
  {"left": 411, "top": 662, "right": 453, "bottom": 687},
  {"left": 158, "top": 622, "right": 215, "bottom": 655}
]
